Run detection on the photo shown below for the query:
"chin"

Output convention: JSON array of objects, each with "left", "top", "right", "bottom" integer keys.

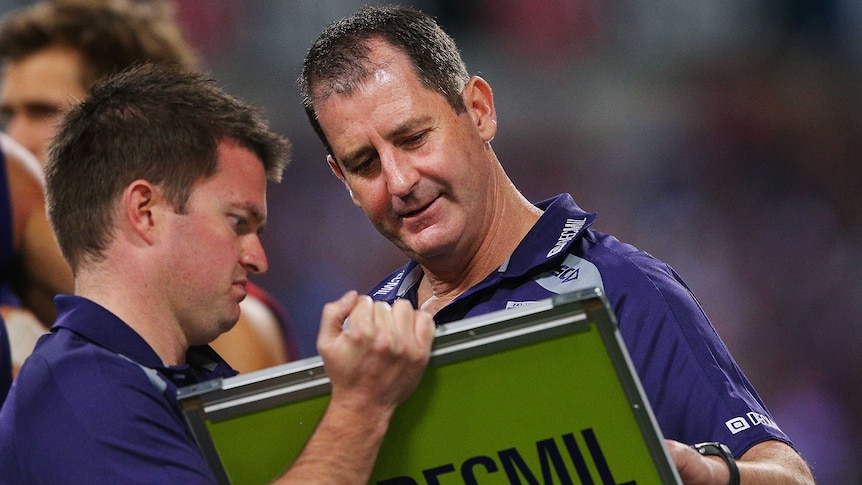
[
  {"left": 221, "top": 314, "right": 241, "bottom": 333},
  {"left": 396, "top": 229, "right": 454, "bottom": 257},
  {"left": 413, "top": 236, "right": 461, "bottom": 260}
]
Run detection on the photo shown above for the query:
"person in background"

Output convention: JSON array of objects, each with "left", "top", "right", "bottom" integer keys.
[
  {"left": 299, "top": 5, "right": 815, "bottom": 484},
  {"left": 0, "top": 313, "right": 8, "bottom": 402},
  {"left": 0, "top": 63, "right": 435, "bottom": 484},
  {"left": 0, "top": 131, "right": 72, "bottom": 386},
  {"left": 0, "top": 0, "right": 296, "bottom": 372}
]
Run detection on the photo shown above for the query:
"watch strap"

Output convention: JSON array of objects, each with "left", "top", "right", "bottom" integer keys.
[{"left": 693, "top": 441, "right": 740, "bottom": 485}]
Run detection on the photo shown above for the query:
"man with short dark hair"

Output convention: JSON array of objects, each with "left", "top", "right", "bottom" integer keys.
[
  {"left": 0, "top": 63, "right": 434, "bottom": 484},
  {"left": 300, "top": 5, "right": 814, "bottom": 484}
]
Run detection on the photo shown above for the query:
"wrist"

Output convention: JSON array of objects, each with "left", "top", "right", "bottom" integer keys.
[
  {"left": 692, "top": 442, "right": 739, "bottom": 485},
  {"left": 328, "top": 393, "right": 396, "bottom": 431}
]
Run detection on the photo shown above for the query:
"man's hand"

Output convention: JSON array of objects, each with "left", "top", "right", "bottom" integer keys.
[
  {"left": 665, "top": 439, "right": 732, "bottom": 485},
  {"left": 665, "top": 438, "right": 815, "bottom": 485},
  {"left": 275, "top": 291, "right": 434, "bottom": 484},
  {"left": 318, "top": 291, "right": 435, "bottom": 413}
]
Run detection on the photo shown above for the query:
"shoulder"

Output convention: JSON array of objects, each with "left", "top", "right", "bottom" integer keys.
[
  {"left": 575, "top": 228, "right": 693, "bottom": 308},
  {"left": 3, "top": 329, "right": 214, "bottom": 483},
  {"left": 574, "top": 230, "right": 720, "bottom": 370},
  {"left": 12, "top": 329, "right": 169, "bottom": 416}
]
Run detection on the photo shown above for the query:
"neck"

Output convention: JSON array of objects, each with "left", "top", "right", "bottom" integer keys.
[
  {"left": 76, "top": 267, "right": 188, "bottom": 366},
  {"left": 418, "top": 182, "right": 541, "bottom": 313}
]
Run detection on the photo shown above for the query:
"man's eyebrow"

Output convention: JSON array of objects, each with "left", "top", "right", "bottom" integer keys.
[
  {"left": 338, "top": 115, "right": 433, "bottom": 168},
  {"left": 235, "top": 202, "right": 267, "bottom": 226},
  {"left": 386, "top": 115, "right": 432, "bottom": 139},
  {"left": 339, "top": 145, "right": 375, "bottom": 169}
]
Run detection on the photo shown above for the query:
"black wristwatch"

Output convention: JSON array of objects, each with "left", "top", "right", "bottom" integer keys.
[{"left": 693, "top": 442, "right": 739, "bottom": 485}]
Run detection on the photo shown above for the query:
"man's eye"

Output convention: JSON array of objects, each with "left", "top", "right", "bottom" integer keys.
[
  {"left": 351, "top": 156, "right": 378, "bottom": 175},
  {"left": 404, "top": 132, "right": 427, "bottom": 146},
  {"left": 232, "top": 215, "right": 250, "bottom": 232},
  {"left": 30, "top": 105, "right": 63, "bottom": 120}
]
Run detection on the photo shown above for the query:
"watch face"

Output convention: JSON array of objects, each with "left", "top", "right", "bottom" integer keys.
[{"left": 694, "top": 442, "right": 730, "bottom": 457}]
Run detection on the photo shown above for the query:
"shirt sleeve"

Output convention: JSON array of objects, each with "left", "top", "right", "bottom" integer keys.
[{"left": 603, "top": 249, "right": 790, "bottom": 456}]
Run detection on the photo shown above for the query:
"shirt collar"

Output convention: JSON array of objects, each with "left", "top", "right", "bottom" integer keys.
[
  {"left": 51, "top": 295, "right": 236, "bottom": 381},
  {"left": 502, "top": 193, "right": 596, "bottom": 276},
  {"left": 385, "top": 193, "right": 596, "bottom": 302}
]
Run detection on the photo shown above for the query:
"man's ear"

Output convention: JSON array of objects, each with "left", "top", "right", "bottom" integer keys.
[
  {"left": 327, "top": 154, "right": 359, "bottom": 206},
  {"left": 462, "top": 76, "right": 497, "bottom": 143},
  {"left": 327, "top": 154, "right": 345, "bottom": 181},
  {"left": 123, "top": 180, "right": 160, "bottom": 244}
]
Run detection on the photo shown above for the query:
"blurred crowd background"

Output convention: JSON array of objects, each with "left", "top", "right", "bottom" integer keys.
[{"left": 2, "top": 0, "right": 859, "bottom": 482}]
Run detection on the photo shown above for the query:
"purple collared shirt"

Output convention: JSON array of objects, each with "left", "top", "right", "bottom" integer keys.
[
  {"left": 369, "top": 193, "right": 791, "bottom": 458},
  {"left": 0, "top": 295, "right": 237, "bottom": 484}
]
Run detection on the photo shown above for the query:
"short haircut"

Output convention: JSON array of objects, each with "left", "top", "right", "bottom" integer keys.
[
  {"left": 45, "top": 63, "right": 291, "bottom": 273},
  {"left": 299, "top": 5, "right": 470, "bottom": 155},
  {"left": 0, "top": 0, "right": 197, "bottom": 87}
]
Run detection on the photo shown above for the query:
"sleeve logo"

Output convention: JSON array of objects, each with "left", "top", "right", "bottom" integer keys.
[{"left": 725, "top": 412, "right": 780, "bottom": 434}]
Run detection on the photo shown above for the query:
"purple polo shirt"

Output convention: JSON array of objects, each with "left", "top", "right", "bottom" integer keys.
[
  {"left": 369, "top": 193, "right": 791, "bottom": 458},
  {"left": 0, "top": 295, "right": 237, "bottom": 484}
]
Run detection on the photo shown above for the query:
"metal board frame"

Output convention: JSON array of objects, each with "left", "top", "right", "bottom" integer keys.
[{"left": 178, "top": 288, "right": 681, "bottom": 484}]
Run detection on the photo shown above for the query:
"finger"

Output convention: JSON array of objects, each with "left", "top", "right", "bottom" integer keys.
[
  {"left": 317, "top": 290, "right": 358, "bottom": 347},
  {"left": 346, "top": 294, "right": 375, "bottom": 338},
  {"left": 414, "top": 309, "right": 436, "bottom": 352},
  {"left": 391, "top": 299, "right": 434, "bottom": 354},
  {"left": 390, "top": 299, "right": 416, "bottom": 340},
  {"left": 372, "top": 301, "right": 395, "bottom": 351},
  {"left": 372, "top": 299, "right": 394, "bottom": 321}
]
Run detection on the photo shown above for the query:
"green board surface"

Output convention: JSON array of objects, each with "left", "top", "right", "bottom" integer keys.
[{"left": 196, "top": 293, "right": 678, "bottom": 485}]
